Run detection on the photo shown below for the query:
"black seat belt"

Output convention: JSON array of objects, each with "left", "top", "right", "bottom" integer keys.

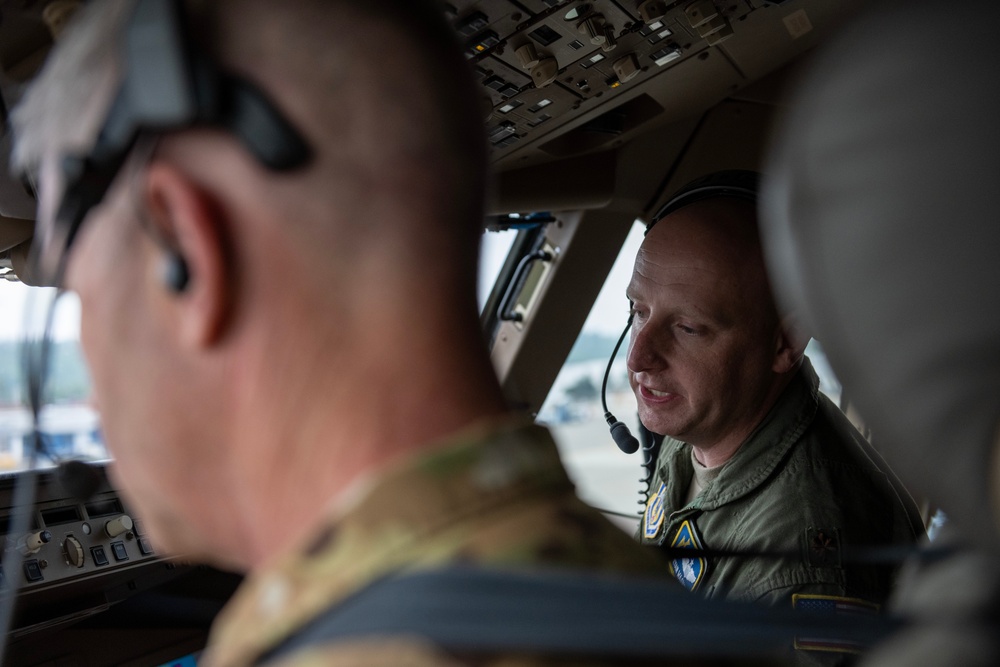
[{"left": 258, "top": 566, "right": 899, "bottom": 664}]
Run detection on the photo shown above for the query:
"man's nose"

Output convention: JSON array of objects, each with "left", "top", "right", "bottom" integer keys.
[{"left": 626, "top": 323, "right": 666, "bottom": 374}]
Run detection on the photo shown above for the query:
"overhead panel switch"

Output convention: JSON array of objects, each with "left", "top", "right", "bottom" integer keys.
[
  {"left": 613, "top": 54, "right": 641, "bottom": 83},
  {"left": 651, "top": 45, "right": 683, "bottom": 67},
  {"left": 489, "top": 122, "right": 518, "bottom": 144},
  {"left": 638, "top": 0, "right": 668, "bottom": 23},
  {"left": 685, "top": 0, "right": 719, "bottom": 27},
  {"left": 577, "top": 15, "right": 607, "bottom": 46},
  {"left": 601, "top": 25, "right": 618, "bottom": 52},
  {"left": 469, "top": 30, "right": 501, "bottom": 56},
  {"left": 531, "top": 57, "right": 560, "bottom": 87},
  {"left": 516, "top": 43, "right": 541, "bottom": 69},
  {"left": 516, "top": 42, "right": 558, "bottom": 87},
  {"left": 685, "top": 0, "right": 735, "bottom": 44}
]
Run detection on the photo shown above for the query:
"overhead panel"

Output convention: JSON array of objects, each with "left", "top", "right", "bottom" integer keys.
[
  {"left": 551, "top": 13, "right": 698, "bottom": 103},
  {"left": 446, "top": 0, "right": 863, "bottom": 173},
  {"left": 492, "top": 3, "right": 639, "bottom": 100},
  {"left": 452, "top": 0, "right": 759, "bottom": 167},
  {"left": 445, "top": 1, "right": 531, "bottom": 57},
  {"left": 475, "top": 59, "right": 536, "bottom": 151}
]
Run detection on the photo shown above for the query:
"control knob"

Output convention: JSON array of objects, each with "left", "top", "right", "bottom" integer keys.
[
  {"left": 104, "top": 515, "right": 133, "bottom": 538},
  {"left": 64, "top": 535, "right": 85, "bottom": 568},
  {"left": 577, "top": 14, "right": 607, "bottom": 46},
  {"left": 18, "top": 530, "right": 51, "bottom": 555}
]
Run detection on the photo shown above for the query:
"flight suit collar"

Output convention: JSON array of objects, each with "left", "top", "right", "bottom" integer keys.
[
  {"left": 203, "top": 418, "right": 571, "bottom": 667},
  {"left": 654, "top": 359, "right": 821, "bottom": 526},
  {"left": 693, "top": 359, "right": 820, "bottom": 511}
]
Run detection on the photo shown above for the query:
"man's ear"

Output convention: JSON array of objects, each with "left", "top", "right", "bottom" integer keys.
[
  {"left": 773, "top": 313, "right": 809, "bottom": 374},
  {"left": 143, "top": 161, "right": 232, "bottom": 348}
]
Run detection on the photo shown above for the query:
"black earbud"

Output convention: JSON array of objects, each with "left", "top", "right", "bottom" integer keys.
[{"left": 163, "top": 252, "right": 190, "bottom": 293}]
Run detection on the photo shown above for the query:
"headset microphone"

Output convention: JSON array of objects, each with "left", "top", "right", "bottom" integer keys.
[{"left": 602, "top": 315, "right": 640, "bottom": 454}]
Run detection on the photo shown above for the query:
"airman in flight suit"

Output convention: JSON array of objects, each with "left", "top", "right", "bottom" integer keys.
[{"left": 627, "top": 189, "right": 924, "bottom": 663}]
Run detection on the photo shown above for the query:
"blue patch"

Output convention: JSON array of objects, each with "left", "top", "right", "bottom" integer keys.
[
  {"left": 643, "top": 482, "right": 667, "bottom": 540},
  {"left": 669, "top": 519, "right": 706, "bottom": 591}
]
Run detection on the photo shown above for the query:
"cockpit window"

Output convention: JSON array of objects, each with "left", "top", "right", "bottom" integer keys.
[
  {"left": 0, "top": 281, "right": 106, "bottom": 472},
  {"left": 538, "top": 221, "right": 646, "bottom": 530},
  {"left": 478, "top": 229, "right": 518, "bottom": 313},
  {"left": 0, "top": 228, "right": 521, "bottom": 473}
]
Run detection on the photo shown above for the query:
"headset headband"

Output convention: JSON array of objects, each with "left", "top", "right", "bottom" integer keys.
[{"left": 647, "top": 170, "right": 760, "bottom": 234}]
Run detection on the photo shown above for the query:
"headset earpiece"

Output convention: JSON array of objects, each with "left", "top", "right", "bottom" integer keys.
[{"left": 163, "top": 252, "right": 190, "bottom": 293}]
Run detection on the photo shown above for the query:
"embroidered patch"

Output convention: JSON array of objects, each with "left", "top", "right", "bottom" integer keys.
[
  {"left": 668, "top": 519, "right": 706, "bottom": 591},
  {"left": 792, "top": 594, "right": 880, "bottom": 654},
  {"left": 806, "top": 527, "right": 841, "bottom": 568},
  {"left": 643, "top": 482, "right": 667, "bottom": 540}
]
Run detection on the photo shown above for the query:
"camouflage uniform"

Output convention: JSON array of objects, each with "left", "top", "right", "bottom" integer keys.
[
  {"left": 201, "top": 419, "right": 677, "bottom": 667},
  {"left": 639, "top": 360, "right": 924, "bottom": 653}
]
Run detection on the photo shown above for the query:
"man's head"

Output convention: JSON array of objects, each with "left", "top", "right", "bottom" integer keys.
[
  {"left": 626, "top": 187, "right": 804, "bottom": 462},
  {"left": 12, "top": 0, "right": 487, "bottom": 284},
  {"left": 11, "top": 0, "right": 493, "bottom": 566}
]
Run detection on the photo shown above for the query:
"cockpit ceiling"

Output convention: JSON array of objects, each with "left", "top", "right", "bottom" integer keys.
[
  {"left": 0, "top": 0, "right": 867, "bottom": 222},
  {"left": 462, "top": 0, "right": 866, "bottom": 171}
]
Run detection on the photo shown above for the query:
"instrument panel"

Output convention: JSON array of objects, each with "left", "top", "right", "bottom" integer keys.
[{"left": 0, "top": 467, "right": 180, "bottom": 639}]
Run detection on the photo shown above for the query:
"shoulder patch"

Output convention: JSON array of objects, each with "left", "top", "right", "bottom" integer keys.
[
  {"left": 792, "top": 594, "right": 880, "bottom": 654},
  {"left": 643, "top": 482, "right": 667, "bottom": 540},
  {"left": 668, "top": 519, "right": 707, "bottom": 591}
]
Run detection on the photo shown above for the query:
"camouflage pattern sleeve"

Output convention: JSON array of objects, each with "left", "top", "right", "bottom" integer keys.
[{"left": 202, "top": 419, "right": 671, "bottom": 667}]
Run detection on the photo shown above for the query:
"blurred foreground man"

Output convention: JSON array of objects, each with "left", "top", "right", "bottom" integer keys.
[
  {"left": 629, "top": 176, "right": 924, "bottom": 626},
  {"left": 761, "top": 1, "right": 1000, "bottom": 665},
  {"left": 10, "top": 1, "right": 672, "bottom": 665}
]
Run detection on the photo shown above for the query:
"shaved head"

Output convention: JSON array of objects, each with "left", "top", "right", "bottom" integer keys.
[{"left": 641, "top": 199, "right": 780, "bottom": 332}]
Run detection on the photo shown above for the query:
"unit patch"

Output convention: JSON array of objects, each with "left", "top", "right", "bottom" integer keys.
[
  {"left": 792, "top": 594, "right": 880, "bottom": 654},
  {"left": 668, "top": 519, "right": 707, "bottom": 591},
  {"left": 643, "top": 482, "right": 667, "bottom": 540}
]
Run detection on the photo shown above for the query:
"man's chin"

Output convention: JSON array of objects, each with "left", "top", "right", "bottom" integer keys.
[{"left": 638, "top": 413, "right": 684, "bottom": 440}]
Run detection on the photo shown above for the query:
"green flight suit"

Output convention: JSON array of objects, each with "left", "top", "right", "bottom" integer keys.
[{"left": 640, "top": 360, "right": 925, "bottom": 633}]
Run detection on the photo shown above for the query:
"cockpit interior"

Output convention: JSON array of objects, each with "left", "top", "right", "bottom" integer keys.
[{"left": 1, "top": 0, "right": 969, "bottom": 664}]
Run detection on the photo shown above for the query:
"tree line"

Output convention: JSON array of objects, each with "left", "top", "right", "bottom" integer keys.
[
  {"left": 0, "top": 332, "right": 620, "bottom": 407},
  {"left": 0, "top": 341, "right": 92, "bottom": 406}
]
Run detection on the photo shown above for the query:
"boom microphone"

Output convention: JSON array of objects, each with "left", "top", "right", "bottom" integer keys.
[{"left": 602, "top": 316, "right": 639, "bottom": 454}]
